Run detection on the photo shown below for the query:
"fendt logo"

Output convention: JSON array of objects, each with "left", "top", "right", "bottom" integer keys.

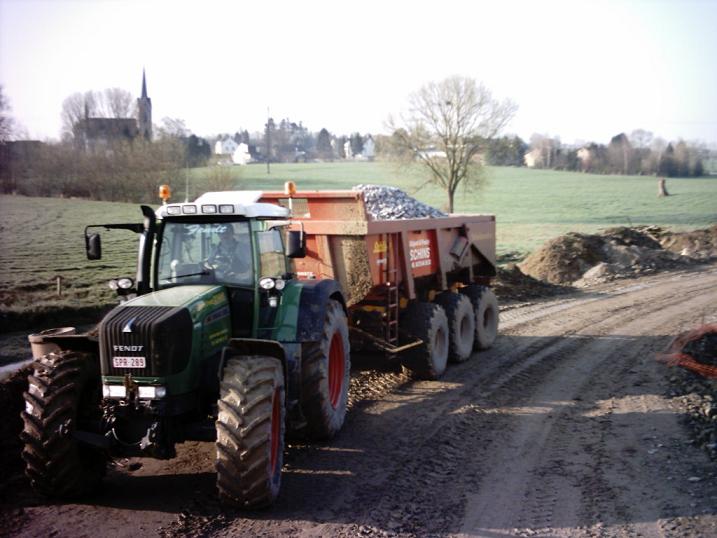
[{"left": 113, "top": 345, "right": 144, "bottom": 352}]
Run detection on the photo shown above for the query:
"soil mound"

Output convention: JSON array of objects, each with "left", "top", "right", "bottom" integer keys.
[
  {"left": 659, "top": 225, "right": 717, "bottom": 260},
  {"left": 517, "top": 233, "right": 606, "bottom": 285},
  {"left": 493, "top": 264, "right": 571, "bottom": 302},
  {"left": 519, "top": 225, "right": 717, "bottom": 286}
]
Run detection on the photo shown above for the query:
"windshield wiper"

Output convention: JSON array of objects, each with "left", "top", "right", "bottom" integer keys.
[{"left": 174, "top": 270, "right": 211, "bottom": 279}]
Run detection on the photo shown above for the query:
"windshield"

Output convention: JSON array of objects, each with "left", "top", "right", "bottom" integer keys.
[{"left": 157, "top": 221, "right": 253, "bottom": 288}]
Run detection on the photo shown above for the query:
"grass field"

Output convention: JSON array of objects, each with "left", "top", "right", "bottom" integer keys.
[{"left": 1, "top": 163, "right": 716, "bottom": 326}]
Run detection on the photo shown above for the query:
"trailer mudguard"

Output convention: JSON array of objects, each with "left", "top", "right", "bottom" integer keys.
[{"left": 295, "top": 279, "right": 346, "bottom": 342}]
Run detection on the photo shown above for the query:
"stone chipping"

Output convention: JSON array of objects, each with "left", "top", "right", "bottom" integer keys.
[{"left": 352, "top": 184, "right": 447, "bottom": 220}]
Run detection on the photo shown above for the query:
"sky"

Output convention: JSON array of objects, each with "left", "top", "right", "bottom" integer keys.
[{"left": 1, "top": 0, "right": 716, "bottom": 146}]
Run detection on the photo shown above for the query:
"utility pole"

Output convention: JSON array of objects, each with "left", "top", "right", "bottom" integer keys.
[{"left": 265, "top": 107, "right": 271, "bottom": 175}]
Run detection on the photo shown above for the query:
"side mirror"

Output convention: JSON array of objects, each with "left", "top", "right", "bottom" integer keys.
[
  {"left": 86, "top": 233, "right": 102, "bottom": 260},
  {"left": 287, "top": 230, "right": 306, "bottom": 258}
]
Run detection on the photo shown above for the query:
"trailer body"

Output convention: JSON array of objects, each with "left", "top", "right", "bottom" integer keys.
[{"left": 259, "top": 190, "right": 497, "bottom": 353}]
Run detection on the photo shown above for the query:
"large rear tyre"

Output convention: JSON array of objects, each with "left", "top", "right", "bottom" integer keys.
[
  {"left": 301, "top": 299, "right": 351, "bottom": 440},
  {"left": 216, "top": 355, "right": 285, "bottom": 509},
  {"left": 462, "top": 285, "right": 499, "bottom": 349},
  {"left": 401, "top": 302, "right": 449, "bottom": 380},
  {"left": 435, "top": 292, "right": 476, "bottom": 363},
  {"left": 21, "top": 350, "right": 106, "bottom": 498}
]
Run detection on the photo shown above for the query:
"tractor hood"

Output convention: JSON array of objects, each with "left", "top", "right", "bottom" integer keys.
[{"left": 121, "top": 285, "right": 228, "bottom": 323}]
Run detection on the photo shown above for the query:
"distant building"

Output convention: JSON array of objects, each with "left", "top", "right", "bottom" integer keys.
[
  {"left": 524, "top": 148, "right": 543, "bottom": 168},
  {"left": 361, "top": 135, "right": 375, "bottom": 161},
  {"left": 215, "top": 137, "right": 239, "bottom": 155},
  {"left": 73, "top": 71, "right": 152, "bottom": 153},
  {"left": 232, "top": 143, "right": 251, "bottom": 165}
]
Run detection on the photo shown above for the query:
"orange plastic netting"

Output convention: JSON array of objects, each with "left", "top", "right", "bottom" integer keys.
[{"left": 659, "top": 324, "right": 717, "bottom": 379}]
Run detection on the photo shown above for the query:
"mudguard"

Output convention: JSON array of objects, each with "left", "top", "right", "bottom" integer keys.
[{"left": 296, "top": 279, "right": 346, "bottom": 342}]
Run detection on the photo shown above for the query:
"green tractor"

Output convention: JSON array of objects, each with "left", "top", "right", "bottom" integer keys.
[{"left": 21, "top": 189, "right": 350, "bottom": 508}]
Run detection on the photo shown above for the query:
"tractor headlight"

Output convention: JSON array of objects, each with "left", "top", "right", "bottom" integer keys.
[
  {"left": 259, "top": 277, "right": 275, "bottom": 290},
  {"left": 102, "top": 385, "right": 127, "bottom": 399},
  {"left": 138, "top": 386, "right": 167, "bottom": 399},
  {"left": 274, "top": 278, "right": 286, "bottom": 291},
  {"left": 117, "top": 277, "right": 134, "bottom": 289}
]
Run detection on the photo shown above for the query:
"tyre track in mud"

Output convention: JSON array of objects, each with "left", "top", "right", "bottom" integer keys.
[
  {"left": 6, "top": 265, "right": 717, "bottom": 537},
  {"left": 203, "top": 265, "right": 717, "bottom": 537}
]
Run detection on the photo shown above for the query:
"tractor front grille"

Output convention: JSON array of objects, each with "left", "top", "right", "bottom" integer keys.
[{"left": 99, "top": 305, "right": 193, "bottom": 377}]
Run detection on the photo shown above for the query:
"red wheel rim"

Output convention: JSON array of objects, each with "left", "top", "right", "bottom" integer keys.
[
  {"left": 270, "top": 387, "right": 281, "bottom": 475},
  {"left": 328, "top": 332, "right": 345, "bottom": 409}
]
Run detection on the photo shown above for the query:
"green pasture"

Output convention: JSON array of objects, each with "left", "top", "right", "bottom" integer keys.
[
  {"left": 1, "top": 163, "right": 715, "bottom": 320},
  {"left": 190, "top": 162, "right": 717, "bottom": 253}
]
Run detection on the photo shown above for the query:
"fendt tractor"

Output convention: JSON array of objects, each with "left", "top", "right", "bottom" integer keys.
[{"left": 21, "top": 183, "right": 499, "bottom": 508}]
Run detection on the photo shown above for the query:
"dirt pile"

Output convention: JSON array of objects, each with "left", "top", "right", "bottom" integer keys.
[
  {"left": 658, "top": 224, "right": 717, "bottom": 260},
  {"left": 493, "top": 264, "right": 571, "bottom": 302},
  {"left": 519, "top": 225, "right": 717, "bottom": 286}
]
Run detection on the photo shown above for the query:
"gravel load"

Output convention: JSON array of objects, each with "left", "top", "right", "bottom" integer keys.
[{"left": 352, "top": 184, "right": 447, "bottom": 220}]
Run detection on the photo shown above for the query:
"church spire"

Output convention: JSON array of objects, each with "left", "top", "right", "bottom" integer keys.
[
  {"left": 141, "top": 68, "right": 148, "bottom": 99},
  {"left": 137, "top": 69, "right": 152, "bottom": 140}
]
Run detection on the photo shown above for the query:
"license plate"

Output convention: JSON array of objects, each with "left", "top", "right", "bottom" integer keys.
[{"left": 112, "top": 356, "right": 146, "bottom": 368}]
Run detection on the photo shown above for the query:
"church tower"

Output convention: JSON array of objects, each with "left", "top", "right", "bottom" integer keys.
[{"left": 137, "top": 69, "right": 152, "bottom": 140}]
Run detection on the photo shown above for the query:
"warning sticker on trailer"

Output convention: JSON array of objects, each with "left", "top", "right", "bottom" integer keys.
[{"left": 409, "top": 238, "right": 432, "bottom": 269}]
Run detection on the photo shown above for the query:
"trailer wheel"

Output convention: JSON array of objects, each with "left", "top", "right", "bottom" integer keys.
[
  {"left": 402, "top": 302, "right": 449, "bottom": 379},
  {"left": 462, "top": 285, "right": 499, "bottom": 350},
  {"left": 435, "top": 292, "right": 476, "bottom": 362},
  {"left": 216, "top": 355, "right": 285, "bottom": 509},
  {"left": 21, "top": 350, "right": 106, "bottom": 498},
  {"left": 301, "top": 299, "right": 351, "bottom": 440}
]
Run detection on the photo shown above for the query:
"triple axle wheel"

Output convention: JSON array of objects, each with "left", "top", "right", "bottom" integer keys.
[{"left": 401, "top": 285, "right": 499, "bottom": 380}]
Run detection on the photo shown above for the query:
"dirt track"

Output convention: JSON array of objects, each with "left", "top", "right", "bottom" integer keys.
[{"left": 3, "top": 264, "right": 717, "bottom": 537}]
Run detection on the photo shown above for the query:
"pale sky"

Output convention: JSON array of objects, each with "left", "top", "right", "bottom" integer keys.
[{"left": 1, "top": 0, "right": 716, "bottom": 145}]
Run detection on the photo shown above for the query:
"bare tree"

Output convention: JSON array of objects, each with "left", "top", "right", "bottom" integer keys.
[
  {"left": 61, "top": 91, "right": 97, "bottom": 139},
  {"left": 100, "top": 88, "right": 135, "bottom": 118},
  {"left": 388, "top": 76, "right": 517, "bottom": 212},
  {"left": 157, "top": 117, "right": 190, "bottom": 139},
  {"left": 0, "top": 86, "right": 14, "bottom": 142}
]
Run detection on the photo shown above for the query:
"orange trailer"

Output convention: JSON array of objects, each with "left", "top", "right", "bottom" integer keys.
[{"left": 260, "top": 189, "right": 499, "bottom": 379}]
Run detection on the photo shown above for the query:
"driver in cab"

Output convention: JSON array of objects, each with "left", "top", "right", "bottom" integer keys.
[{"left": 205, "top": 225, "right": 251, "bottom": 282}]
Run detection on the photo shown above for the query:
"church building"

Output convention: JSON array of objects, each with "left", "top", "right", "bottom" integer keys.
[{"left": 74, "top": 71, "right": 153, "bottom": 153}]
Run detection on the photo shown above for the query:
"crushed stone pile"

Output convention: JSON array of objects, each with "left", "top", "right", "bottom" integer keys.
[
  {"left": 353, "top": 184, "right": 447, "bottom": 220},
  {"left": 518, "top": 225, "right": 717, "bottom": 287}
]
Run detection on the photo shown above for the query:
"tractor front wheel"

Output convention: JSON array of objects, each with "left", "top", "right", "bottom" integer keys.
[
  {"left": 216, "top": 355, "right": 285, "bottom": 508},
  {"left": 21, "top": 350, "right": 106, "bottom": 498},
  {"left": 301, "top": 299, "right": 351, "bottom": 440}
]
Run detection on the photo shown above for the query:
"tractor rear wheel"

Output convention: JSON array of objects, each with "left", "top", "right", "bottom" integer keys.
[
  {"left": 216, "top": 355, "right": 285, "bottom": 508},
  {"left": 435, "top": 292, "right": 476, "bottom": 362},
  {"left": 21, "top": 350, "right": 106, "bottom": 498},
  {"left": 301, "top": 299, "right": 351, "bottom": 440},
  {"left": 401, "top": 302, "right": 449, "bottom": 379},
  {"left": 462, "top": 285, "right": 499, "bottom": 349}
]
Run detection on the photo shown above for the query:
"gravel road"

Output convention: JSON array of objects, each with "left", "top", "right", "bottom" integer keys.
[{"left": 3, "top": 264, "right": 717, "bottom": 538}]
